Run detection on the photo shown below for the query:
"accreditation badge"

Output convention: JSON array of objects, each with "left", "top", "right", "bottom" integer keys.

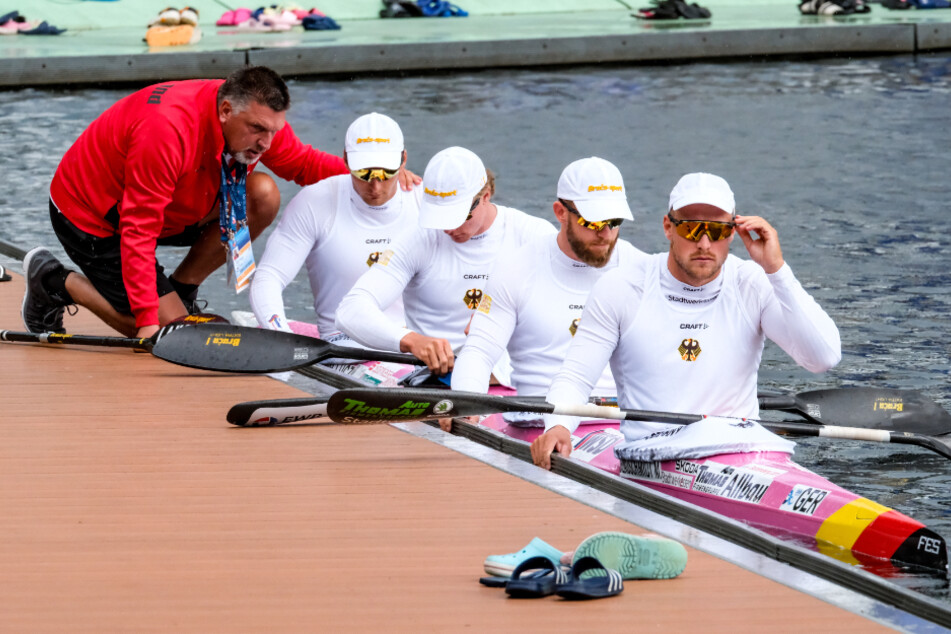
[{"left": 226, "top": 223, "right": 256, "bottom": 293}]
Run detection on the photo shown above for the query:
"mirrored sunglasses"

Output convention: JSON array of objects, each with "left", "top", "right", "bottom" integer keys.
[
  {"left": 667, "top": 213, "right": 735, "bottom": 242},
  {"left": 351, "top": 167, "right": 400, "bottom": 182},
  {"left": 463, "top": 194, "right": 482, "bottom": 222},
  {"left": 559, "top": 199, "right": 624, "bottom": 232}
]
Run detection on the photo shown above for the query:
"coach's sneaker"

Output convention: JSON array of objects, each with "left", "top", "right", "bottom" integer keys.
[
  {"left": 21, "top": 247, "right": 71, "bottom": 333},
  {"left": 572, "top": 531, "right": 687, "bottom": 580}
]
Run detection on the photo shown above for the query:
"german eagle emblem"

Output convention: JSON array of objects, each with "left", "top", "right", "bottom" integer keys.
[
  {"left": 464, "top": 288, "right": 484, "bottom": 310},
  {"left": 679, "top": 338, "right": 701, "bottom": 361}
]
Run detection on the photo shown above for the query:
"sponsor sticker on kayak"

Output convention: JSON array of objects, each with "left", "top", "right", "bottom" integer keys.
[
  {"left": 690, "top": 461, "right": 773, "bottom": 504},
  {"left": 780, "top": 485, "right": 829, "bottom": 516},
  {"left": 571, "top": 428, "right": 624, "bottom": 463}
]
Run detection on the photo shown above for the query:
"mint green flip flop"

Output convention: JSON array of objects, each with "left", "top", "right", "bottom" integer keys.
[
  {"left": 483, "top": 537, "right": 565, "bottom": 577},
  {"left": 572, "top": 531, "right": 687, "bottom": 580}
]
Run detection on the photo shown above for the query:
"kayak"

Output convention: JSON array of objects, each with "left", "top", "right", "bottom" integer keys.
[
  {"left": 480, "top": 415, "right": 948, "bottom": 574},
  {"left": 228, "top": 312, "right": 949, "bottom": 574}
]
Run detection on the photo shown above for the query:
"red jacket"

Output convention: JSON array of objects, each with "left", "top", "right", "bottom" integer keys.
[{"left": 50, "top": 79, "right": 348, "bottom": 328}]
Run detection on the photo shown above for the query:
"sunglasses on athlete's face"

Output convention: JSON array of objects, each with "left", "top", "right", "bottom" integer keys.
[
  {"left": 351, "top": 166, "right": 400, "bottom": 182},
  {"left": 462, "top": 194, "right": 482, "bottom": 222},
  {"left": 558, "top": 199, "right": 623, "bottom": 232},
  {"left": 667, "top": 213, "right": 736, "bottom": 242}
]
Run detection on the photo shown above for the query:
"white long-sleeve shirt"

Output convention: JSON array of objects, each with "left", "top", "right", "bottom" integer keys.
[
  {"left": 249, "top": 175, "right": 420, "bottom": 335},
  {"left": 545, "top": 252, "right": 842, "bottom": 436},
  {"left": 335, "top": 205, "right": 556, "bottom": 352},
  {"left": 452, "top": 235, "right": 648, "bottom": 395}
]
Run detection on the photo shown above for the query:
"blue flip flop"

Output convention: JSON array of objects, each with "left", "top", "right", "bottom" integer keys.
[
  {"left": 555, "top": 556, "right": 624, "bottom": 600},
  {"left": 478, "top": 567, "right": 554, "bottom": 588},
  {"left": 504, "top": 556, "right": 569, "bottom": 599},
  {"left": 483, "top": 536, "right": 565, "bottom": 577}
]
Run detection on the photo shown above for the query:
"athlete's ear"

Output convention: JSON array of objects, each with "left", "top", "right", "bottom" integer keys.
[
  {"left": 662, "top": 211, "right": 675, "bottom": 241},
  {"left": 553, "top": 200, "right": 569, "bottom": 226}
]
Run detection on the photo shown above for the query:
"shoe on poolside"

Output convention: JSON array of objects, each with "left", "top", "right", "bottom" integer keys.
[
  {"left": 179, "top": 6, "right": 199, "bottom": 26},
  {"left": 158, "top": 7, "right": 181, "bottom": 25},
  {"left": 483, "top": 537, "right": 565, "bottom": 578},
  {"left": 572, "top": 531, "right": 687, "bottom": 580},
  {"left": 21, "top": 247, "right": 70, "bottom": 334}
]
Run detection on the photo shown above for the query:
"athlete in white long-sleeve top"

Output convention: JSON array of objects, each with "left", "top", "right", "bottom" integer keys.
[
  {"left": 531, "top": 172, "right": 842, "bottom": 469},
  {"left": 335, "top": 146, "right": 556, "bottom": 375},
  {"left": 250, "top": 113, "right": 420, "bottom": 336},
  {"left": 452, "top": 157, "right": 649, "bottom": 396}
]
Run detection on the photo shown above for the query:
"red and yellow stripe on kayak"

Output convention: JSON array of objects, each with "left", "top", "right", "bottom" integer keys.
[{"left": 817, "top": 497, "right": 947, "bottom": 570}]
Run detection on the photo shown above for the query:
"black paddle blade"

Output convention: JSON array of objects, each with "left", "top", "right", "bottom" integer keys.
[
  {"left": 326, "top": 388, "right": 522, "bottom": 424},
  {"left": 761, "top": 388, "right": 951, "bottom": 436},
  {"left": 152, "top": 324, "right": 334, "bottom": 373},
  {"left": 227, "top": 396, "right": 331, "bottom": 426}
]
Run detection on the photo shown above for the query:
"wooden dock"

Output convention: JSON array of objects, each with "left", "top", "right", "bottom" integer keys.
[{"left": 0, "top": 271, "right": 896, "bottom": 631}]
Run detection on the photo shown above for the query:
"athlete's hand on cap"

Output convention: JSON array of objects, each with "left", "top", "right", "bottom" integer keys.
[
  {"left": 400, "top": 332, "right": 454, "bottom": 375},
  {"left": 735, "top": 214, "right": 784, "bottom": 274},
  {"left": 398, "top": 166, "right": 422, "bottom": 192},
  {"left": 530, "top": 425, "right": 572, "bottom": 470}
]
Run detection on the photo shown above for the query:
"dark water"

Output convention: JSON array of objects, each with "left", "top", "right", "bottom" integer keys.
[{"left": 3, "top": 55, "right": 951, "bottom": 599}]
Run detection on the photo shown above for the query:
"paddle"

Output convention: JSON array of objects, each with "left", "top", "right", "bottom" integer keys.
[
  {"left": 0, "top": 329, "right": 154, "bottom": 350},
  {"left": 228, "top": 396, "right": 333, "bottom": 426},
  {"left": 150, "top": 323, "right": 424, "bottom": 374},
  {"left": 0, "top": 313, "right": 231, "bottom": 353},
  {"left": 758, "top": 387, "right": 951, "bottom": 436},
  {"left": 318, "top": 387, "right": 951, "bottom": 460},
  {"left": 228, "top": 387, "right": 951, "bottom": 437}
]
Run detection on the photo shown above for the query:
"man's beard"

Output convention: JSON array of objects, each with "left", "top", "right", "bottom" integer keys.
[
  {"left": 566, "top": 223, "right": 618, "bottom": 267},
  {"left": 232, "top": 150, "right": 259, "bottom": 165}
]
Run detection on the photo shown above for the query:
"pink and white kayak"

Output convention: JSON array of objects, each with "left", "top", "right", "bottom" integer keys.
[
  {"left": 228, "top": 312, "right": 947, "bottom": 573},
  {"left": 481, "top": 415, "right": 948, "bottom": 574}
]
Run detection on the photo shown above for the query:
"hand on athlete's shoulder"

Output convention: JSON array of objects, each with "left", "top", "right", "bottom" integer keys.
[
  {"left": 530, "top": 425, "right": 572, "bottom": 470},
  {"left": 734, "top": 214, "right": 784, "bottom": 274},
  {"left": 398, "top": 166, "right": 421, "bottom": 191}
]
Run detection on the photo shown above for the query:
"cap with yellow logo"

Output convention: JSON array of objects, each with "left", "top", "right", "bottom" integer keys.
[
  {"left": 556, "top": 157, "right": 633, "bottom": 223},
  {"left": 344, "top": 112, "right": 404, "bottom": 171},
  {"left": 419, "top": 146, "right": 487, "bottom": 230}
]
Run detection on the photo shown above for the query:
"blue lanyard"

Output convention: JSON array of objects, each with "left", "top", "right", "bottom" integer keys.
[{"left": 219, "top": 156, "right": 248, "bottom": 243}]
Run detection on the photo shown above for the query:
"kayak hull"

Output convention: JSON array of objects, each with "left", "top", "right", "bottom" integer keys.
[{"left": 481, "top": 415, "right": 948, "bottom": 574}]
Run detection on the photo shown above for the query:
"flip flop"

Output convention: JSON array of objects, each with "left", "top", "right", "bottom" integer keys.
[
  {"left": 555, "top": 556, "right": 623, "bottom": 600},
  {"left": 504, "top": 556, "right": 569, "bottom": 599},
  {"left": 21, "top": 21, "right": 67, "bottom": 35},
  {"left": 478, "top": 567, "right": 553, "bottom": 588},
  {"left": 572, "top": 531, "right": 687, "bottom": 580}
]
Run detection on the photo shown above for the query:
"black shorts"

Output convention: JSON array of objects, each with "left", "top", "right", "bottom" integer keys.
[{"left": 49, "top": 199, "right": 205, "bottom": 315}]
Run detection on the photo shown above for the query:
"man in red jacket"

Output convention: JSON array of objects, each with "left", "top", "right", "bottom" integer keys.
[{"left": 22, "top": 66, "right": 390, "bottom": 338}]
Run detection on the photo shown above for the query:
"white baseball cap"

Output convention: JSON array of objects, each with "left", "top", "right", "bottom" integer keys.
[
  {"left": 418, "top": 147, "right": 487, "bottom": 230},
  {"left": 556, "top": 157, "right": 633, "bottom": 222},
  {"left": 344, "top": 112, "right": 404, "bottom": 171},
  {"left": 668, "top": 172, "right": 735, "bottom": 216}
]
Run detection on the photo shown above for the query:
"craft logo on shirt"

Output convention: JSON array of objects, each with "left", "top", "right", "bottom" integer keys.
[
  {"left": 569, "top": 318, "right": 580, "bottom": 337},
  {"left": 477, "top": 293, "right": 492, "bottom": 314},
  {"left": 464, "top": 289, "right": 484, "bottom": 310},
  {"left": 679, "top": 338, "right": 701, "bottom": 361}
]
